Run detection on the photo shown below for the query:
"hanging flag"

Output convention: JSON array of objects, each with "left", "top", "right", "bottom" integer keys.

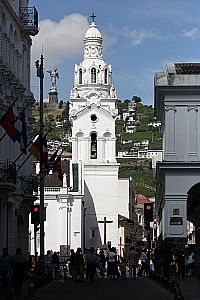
[
  {"left": 42, "top": 135, "right": 48, "bottom": 169},
  {"left": 48, "top": 148, "right": 59, "bottom": 172},
  {"left": 19, "top": 112, "right": 27, "bottom": 154},
  {"left": 28, "top": 135, "right": 41, "bottom": 161},
  {"left": 53, "top": 154, "right": 63, "bottom": 181},
  {"left": 0, "top": 106, "right": 21, "bottom": 143},
  {"left": 28, "top": 135, "right": 48, "bottom": 166}
]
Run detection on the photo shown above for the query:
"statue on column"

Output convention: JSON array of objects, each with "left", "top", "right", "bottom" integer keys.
[{"left": 47, "top": 67, "right": 59, "bottom": 91}]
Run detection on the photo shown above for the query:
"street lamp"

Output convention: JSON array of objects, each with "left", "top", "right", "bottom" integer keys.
[{"left": 35, "top": 54, "right": 45, "bottom": 256}]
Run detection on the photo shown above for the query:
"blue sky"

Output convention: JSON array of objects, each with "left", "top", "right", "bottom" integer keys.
[{"left": 30, "top": 0, "right": 200, "bottom": 105}]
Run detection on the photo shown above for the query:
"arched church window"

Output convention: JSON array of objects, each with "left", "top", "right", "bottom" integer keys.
[
  {"left": 79, "top": 68, "right": 82, "bottom": 84},
  {"left": 91, "top": 67, "right": 96, "bottom": 83},
  {"left": 104, "top": 68, "right": 108, "bottom": 84},
  {"left": 91, "top": 132, "right": 97, "bottom": 159}
]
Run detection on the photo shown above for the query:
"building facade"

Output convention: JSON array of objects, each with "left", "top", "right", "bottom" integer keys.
[
  {"left": 154, "top": 63, "right": 200, "bottom": 252},
  {"left": 69, "top": 20, "right": 134, "bottom": 251},
  {"left": 0, "top": 0, "right": 38, "bottom": 256}
]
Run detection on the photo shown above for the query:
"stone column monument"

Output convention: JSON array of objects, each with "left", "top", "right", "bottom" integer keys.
[{"left": 47, "top": 67, "right": 59, "bottom": 108}]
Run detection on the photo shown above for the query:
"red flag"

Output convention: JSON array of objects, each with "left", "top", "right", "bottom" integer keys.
[
  {"left": 53, "top": 154, "right": 63, "bottom": 181},
  {"left": 0, "top": 106, "right": 21, "bottom": 143}
]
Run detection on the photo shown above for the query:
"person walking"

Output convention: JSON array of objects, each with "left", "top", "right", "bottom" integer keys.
[
  {"left": 161, "top": 243, "right": 172, "bottom": 279},
  {"left": 0, "top": 248, "right": 12, "bottom": 298},
  {"left": 69, "top": 249, "right": 75, "bottom": 280},
  {"left": 44, "top": 250, "right": 52, "bottom": 278},
  {"left": 98, "top": 249, "right": 106, "bottom": 278},
  {"left": 137, "top": 249, "right": 148, "bottom": 277},
  {"left": 86, "top": 247, "right": 98, "bottom": 282},
  {"left": 118, "top": 257, "right": 127, "bottom": 279},
  {"left": 11, "top": 248, "right": 27, "bottom": 295},
  {"left": 107, "top": 247, "right": 117, "bottom": 279},
  {"left": 127, "top": 246, "right": 138, "bottom": 279},
  {"left": 52, "top": 252, "right": 59, "bottom": 279},
  {"left": 74, "top": 248, "right": 84, "bottom": 281}
]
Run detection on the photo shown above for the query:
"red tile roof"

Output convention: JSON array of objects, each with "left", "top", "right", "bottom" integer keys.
[{"left": 135, "top": 194, "right": 150, "bottom": 205}]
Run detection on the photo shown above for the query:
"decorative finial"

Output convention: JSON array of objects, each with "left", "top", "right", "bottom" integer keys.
[{"left": 90, "top": 13, "right": 97, "bottom": 23}]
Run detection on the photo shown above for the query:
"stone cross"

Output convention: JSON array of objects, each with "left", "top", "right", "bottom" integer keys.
[
  {"left": 98, "top": 216, "right": 113, "bottom": 245},
  {"left": 90, "top": 13, "right": 97, "bottom": 23}
]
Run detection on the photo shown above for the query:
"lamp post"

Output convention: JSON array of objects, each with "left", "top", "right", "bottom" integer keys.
[{"left": 35, "top": 55, "right": 45, "bottom": 256}]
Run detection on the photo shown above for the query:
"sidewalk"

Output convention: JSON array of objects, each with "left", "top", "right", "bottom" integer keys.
[{"left": 178, "top": 276, "right": 200, "bottom": 300}]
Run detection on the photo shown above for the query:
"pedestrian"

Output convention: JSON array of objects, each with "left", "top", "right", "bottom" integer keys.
[
  {"left": 86, "top": 247, "right": 98, "bottom": 282},
  {"left": 11, "top": 248, "right": 27, "bottom": 295},
  {"left": 69, "top": 249, "right": 75, "bottom": 279},
  {"left": 44, "top": 250, "right": 52, "bottom": 278},
  {"left": 52, "top": 252, "right": 60, "bottom": 279},
  {"left": 98, "top": 249, "right": 106, "bottom": 278},
  {"left": 118, "top": 257, "right": 127, "bottom": 279},
  {"left": 127, "top": 246, "right": 138, "bottom": 279},
  {"left": 107, "top": 247, "right": 117, "bottom": 279},
  {"left": 153, "top": 247, "right": 162, "bottom": 275},
  {"left": 74, "top": 248, "right": 84, "bottom": 281},
  {"left": 176, "top": 250, "right": 185, "bottom": 279},
  {"left": 161, "top": 243, "right": 172, "bottom": 278},
  {"left": 0, "top": 248, "right": 12, "bottom": 298},
  {"left": 137, "top": 249, "right": 148, "bottom": 277},
  {"left": 37, "top": 254, "right": 45, "bottom": 279}
]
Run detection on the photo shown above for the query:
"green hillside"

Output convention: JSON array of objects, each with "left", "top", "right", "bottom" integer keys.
[{"left": 32, "top": 100, "right": 162, "bottom": 198}]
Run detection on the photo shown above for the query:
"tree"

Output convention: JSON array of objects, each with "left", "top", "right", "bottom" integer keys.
[
  {"left": 132, "top": 96, "right": 141, "bottom": 103},
  {"left": 58, "top": 100, "right": 63, "bottom": 109}
]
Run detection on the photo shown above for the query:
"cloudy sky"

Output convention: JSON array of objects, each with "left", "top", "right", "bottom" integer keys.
[{"left": 30, "top": 0, "right": 200, "bottom": 105}]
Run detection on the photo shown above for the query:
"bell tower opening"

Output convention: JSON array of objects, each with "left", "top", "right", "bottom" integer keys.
[
  {"left": 91, "top": 68, "right": 97, "bottom": 83},
  {"left": 91, "top": 132, "right": 97, "bottom": 159}
]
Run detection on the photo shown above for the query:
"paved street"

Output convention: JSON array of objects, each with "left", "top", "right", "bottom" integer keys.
[{"left": 31, "top": 277, "right": 174, "bottom": 300}]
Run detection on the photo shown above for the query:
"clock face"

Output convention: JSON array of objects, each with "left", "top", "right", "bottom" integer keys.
[{"left": 91, "top": 48, "right": 96, "bottom": 54}]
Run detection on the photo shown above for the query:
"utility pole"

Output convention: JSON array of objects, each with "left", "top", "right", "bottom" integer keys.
[{"left": 35, "top": 55, "right": 45, "bottom": 256}]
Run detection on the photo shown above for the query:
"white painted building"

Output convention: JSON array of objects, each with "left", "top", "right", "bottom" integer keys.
[
  {"left": 69, "top": 20, "right": 133, "bottom": 251},
  {"left": 154, "top": 63, "right": 200, "bottom": 249},
  {"left": 31, "top": 20, "right": 133, "bottom": 255}
]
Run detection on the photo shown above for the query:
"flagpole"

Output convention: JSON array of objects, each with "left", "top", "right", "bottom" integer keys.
[{"left": 36, "top": 54, "right": 45, "bottom": 257}]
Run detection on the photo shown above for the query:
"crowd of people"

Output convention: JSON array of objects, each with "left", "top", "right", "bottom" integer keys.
[
  {"left": 66, "top": 244, "right": 196, "bottom": 282},
  {"left": 0, "top": 244, "right": 196, "bottom": 297}
]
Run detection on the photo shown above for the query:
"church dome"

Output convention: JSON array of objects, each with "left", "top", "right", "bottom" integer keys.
[{"left": 84, "top": 22, "right": 102, "bottom": 39}]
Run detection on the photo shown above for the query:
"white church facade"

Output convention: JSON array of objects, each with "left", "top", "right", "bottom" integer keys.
[{"left": 31, "top": 20, "right": 134, "bottom": 255}]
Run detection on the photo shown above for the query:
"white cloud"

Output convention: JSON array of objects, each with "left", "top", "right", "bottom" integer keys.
[
  {"left": 31, "top": 14, "right": 89, "bottom": 70},
  {"left": 183, "top": 27, "right": 200, "bottom": 39},
  {"left": 120, "top": 26, "right": 160, "bottom": 47},
  {"left": 31, "top": 14, "right": 116, "bottom": 71}
]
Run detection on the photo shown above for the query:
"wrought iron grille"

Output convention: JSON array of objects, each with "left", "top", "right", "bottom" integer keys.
[
  {"left": 0, "top": 160, "right": 16, "bottom": 184},
  {"left": 19, "top": 175, "right": 38, "bottom": 195},
  {"left": 19, "top": 6, "right": 38, "bottom": 29}
]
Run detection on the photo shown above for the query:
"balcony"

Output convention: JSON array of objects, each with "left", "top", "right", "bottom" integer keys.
[
  {"left": 19, "top": 175, "right": 38, "bottom": 196},
  {"left": 0, "top": 160, "right": 17, "bottom": 192},
  {"left": 19, "top": 6, "right": 39, "bottom": 36}
]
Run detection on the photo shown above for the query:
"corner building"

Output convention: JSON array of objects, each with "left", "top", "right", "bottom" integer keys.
[{"left": 0, "top": 0, "right": 38, "bottom": 255}]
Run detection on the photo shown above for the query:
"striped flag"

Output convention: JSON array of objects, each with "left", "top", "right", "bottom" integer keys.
[{"left": 28, "top": 135, "right": 48, "bottom": 168}]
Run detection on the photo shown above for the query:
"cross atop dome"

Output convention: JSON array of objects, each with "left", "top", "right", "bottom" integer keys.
[{"left": 90, "top": 13, "right": 97, "bottom": 23}]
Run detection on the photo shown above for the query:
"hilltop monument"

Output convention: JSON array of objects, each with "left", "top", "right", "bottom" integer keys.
[{"left": 47, "top": 67, "right": 59, "bottom": 108}]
